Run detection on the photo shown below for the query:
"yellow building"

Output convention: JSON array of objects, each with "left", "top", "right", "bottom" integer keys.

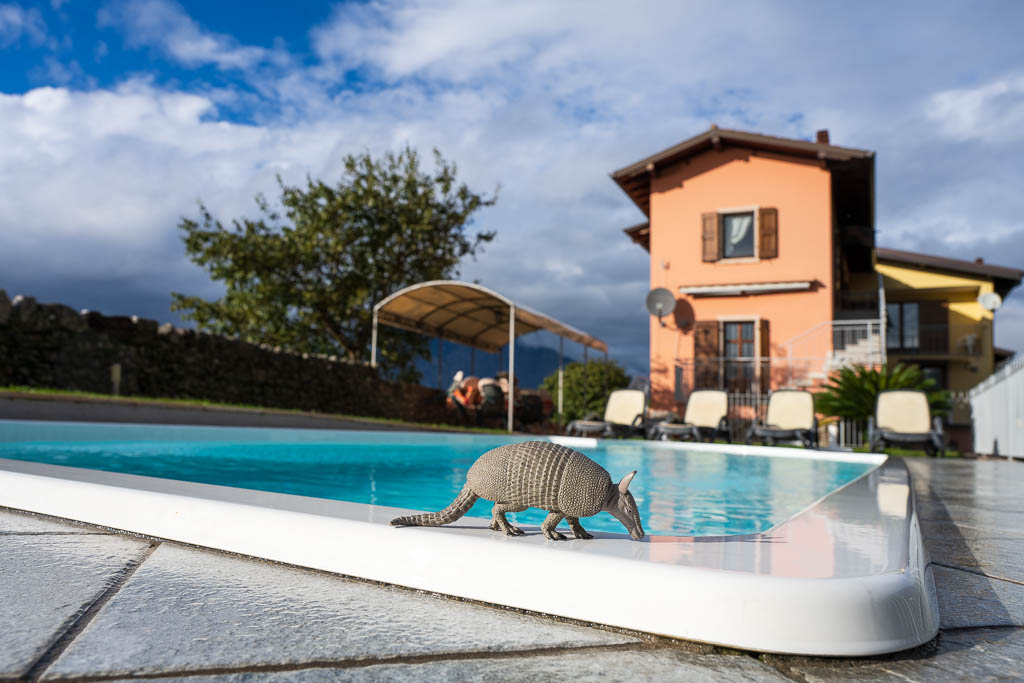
[{"left": 868, "top": 248, "right": 1022, "bottom": 448}]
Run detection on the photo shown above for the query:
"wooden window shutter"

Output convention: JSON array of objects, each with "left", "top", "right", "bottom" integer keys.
[
  {"left": 701, "top": 213, "right": 719, "bottom": 262},
  {"left": 758, "top": 207, "right": 778, "bottom": 259},
  {"left": 694, "top": 320, "right": 719, "bottom": 389},
  {"left": 759, "top": 319, "right": 771, "bottom": 393}
]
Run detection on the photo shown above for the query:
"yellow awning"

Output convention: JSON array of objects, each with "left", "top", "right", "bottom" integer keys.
[{"left": 372, "top": 280, "right": 607, "bottom": 354}]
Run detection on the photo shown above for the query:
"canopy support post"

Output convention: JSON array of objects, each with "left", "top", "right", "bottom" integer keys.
[
  {"left": 558, "top": 336, "right": 564, "bottom": 419},
  {"left": 437, "top": 336, "right": 443, "bottom": 389},
  {"left": 370, "top": 311, "right": 378, "bottom": 368},
  {"left": 604, "top": 348, "right": 609, "bottom": 395},
  {"left": 583, "top": 343, "right": 589, "bottom": 413},
  {"left": 508, "top": 304, "right": 515, "bottom": 433}
]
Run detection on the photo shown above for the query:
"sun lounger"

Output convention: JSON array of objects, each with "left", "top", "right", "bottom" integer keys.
[
  {"left": 567, "top": 389, "right": 646, "bottom": 438},
  {"left": 868, "top": 389, "right": 945, "bottom": 457},
  {"left": 745, "top": 390, "right": 818, "bottom": 448},
  {"left": 655, "top": 390, "right": 730, "bottom": 442}
]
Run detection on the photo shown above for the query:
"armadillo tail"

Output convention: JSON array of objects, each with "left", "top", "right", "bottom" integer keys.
[{"left": 390, "top": 485, "right": 479, "bottom": 527}]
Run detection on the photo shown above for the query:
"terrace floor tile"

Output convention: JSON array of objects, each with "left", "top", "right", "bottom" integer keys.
[
  {"left": 144, "top": 647, "right": 787, "bottom": 682},
  {"left": 0, "top": 533, "right": 152, "bottom": 679},
  {"left": 46, "top": 543, "right": 638, "bottom": 680},
  {"left": 773, "top": 626, "right": 1024, "bottom": 682},
  {"left": 932, "top": 565, "right": 1024, "bottom": 629},
  {"left": 0, "top": 506, "right": 102, "bottom": 534},
  {"left": 926, "top": 535, "right": 1024, "bottom": 583}
]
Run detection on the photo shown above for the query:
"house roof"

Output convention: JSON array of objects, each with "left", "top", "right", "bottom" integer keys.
[
  {"left": 610, "top": 126, "right": 875, "bottom": 215},
  {"left": 876, "top": 247, "right": 1023, "bottom": 297},
  {"left": 994, "top": 346, "right": 1015, "bottom": 364}
]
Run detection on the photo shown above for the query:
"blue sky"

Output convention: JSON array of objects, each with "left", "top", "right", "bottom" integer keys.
[{"left": 2, "top": 0, "right": 1024, "bottom": 379}]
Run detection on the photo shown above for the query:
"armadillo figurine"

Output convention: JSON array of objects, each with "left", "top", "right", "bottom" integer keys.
[{"left": 390, "top": 441, "right": 645, "bottom": 541}]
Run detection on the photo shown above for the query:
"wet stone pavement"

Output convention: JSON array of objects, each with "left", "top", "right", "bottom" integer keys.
[{"left": 2, "top": 457, "right": 1023, "bottom": 682}]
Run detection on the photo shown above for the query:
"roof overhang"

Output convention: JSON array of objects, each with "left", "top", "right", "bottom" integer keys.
[
  {"left": 679, "top": 281, "right": 813, "bottom": 297},
  {"left": 623, "top": 222, "right": 650, "bottom": 252},
  {"left": 876, "top": 247, "right": 1023, "bottom": 298},
  {"left": 611, "top": 127, "right": 875, "bottom": 215},
  {"left": 372, "top": 280, "right": 607, "bottom": 354}
]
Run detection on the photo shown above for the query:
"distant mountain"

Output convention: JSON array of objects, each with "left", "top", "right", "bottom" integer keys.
[{"left": 414, "top": 341, "right": 585, "bottom": 390}]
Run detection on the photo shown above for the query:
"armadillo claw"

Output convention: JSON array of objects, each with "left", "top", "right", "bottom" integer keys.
[
  {"left": 506, "top": 526, "right": 525, "bottom": 536},
  {"left": 573, "top": 529, "right": 593, "bottom": 539},
  {"left": 544, "top": 529, "right": 567, "bottom": 541}
]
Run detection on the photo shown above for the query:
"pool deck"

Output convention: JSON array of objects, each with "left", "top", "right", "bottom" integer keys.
[{"left": 1, "top": 456, "right": 1021, "bottom": 681}]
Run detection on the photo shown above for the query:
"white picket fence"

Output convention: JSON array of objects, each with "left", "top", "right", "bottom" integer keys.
[{"left": 970, "top": 355, "right": 1024, "bottom": 457}]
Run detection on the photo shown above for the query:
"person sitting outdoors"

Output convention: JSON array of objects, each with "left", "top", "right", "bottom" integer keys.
[{"left": 445, "top": 371, "right": 481, "bottom": 422}]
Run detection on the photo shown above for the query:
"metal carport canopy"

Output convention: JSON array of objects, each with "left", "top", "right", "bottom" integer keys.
[{"left": 370, "top": 280, "right": 607, "bottom": 432}]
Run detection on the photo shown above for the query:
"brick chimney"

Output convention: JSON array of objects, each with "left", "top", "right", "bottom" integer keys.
[
  {"left": 976, "top": 257, "right": 985, "bottom": 264},
  {"left": 816, "top": 129, "right": 830, "bottom": 144}
]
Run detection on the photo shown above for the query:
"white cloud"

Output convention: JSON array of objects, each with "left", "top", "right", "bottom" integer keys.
[
  {"left": 0, "top": 3, "right": 46, "bottom": 47},
  {"left": 927, "top": 74, "right": 1024, "bottom": 143},
  {"left": 98, "top": 0, "right": 287, "bottom": 72}
]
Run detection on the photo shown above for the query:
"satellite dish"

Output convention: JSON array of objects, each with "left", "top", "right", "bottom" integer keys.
[
  {"left": 978, "top": 292, "right": 1003, "bottom": 312},
  {"left": 645, "top": 288, "right": 676, "bottom": 327}
]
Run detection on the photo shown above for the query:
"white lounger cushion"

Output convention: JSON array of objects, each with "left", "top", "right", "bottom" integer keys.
[
  {"left": 765, "top": 390, "right": 815, "bottom": 431},
  {"left": 876, "top": 390, "right": 932, "bottom": 434},
  {"left": 604, "top": 389, "right": 646, "bottom": 426},
  {"left": 684, "top": 390, "right": 728, "bottom": 428}
]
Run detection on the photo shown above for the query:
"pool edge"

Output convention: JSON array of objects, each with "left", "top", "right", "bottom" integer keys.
[{"left": 0, "top": 453, "right": 938, "bottom": 657}]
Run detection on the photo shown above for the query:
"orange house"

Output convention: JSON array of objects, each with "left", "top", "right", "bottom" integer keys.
[
  {"left": 612, "top": 126, "right": 1021, "bottom": 446},
  {"left": 613, "top": 127, "right": 875, "bottom": 411}
]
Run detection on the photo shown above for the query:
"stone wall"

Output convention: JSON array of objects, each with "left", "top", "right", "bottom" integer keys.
[{"left": 0, "top": 291, "right": 451, "bottom": 424}]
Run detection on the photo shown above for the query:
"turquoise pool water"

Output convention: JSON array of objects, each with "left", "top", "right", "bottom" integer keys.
[{"left": 0, "top": 421, "right": 877, "bottom": 537}]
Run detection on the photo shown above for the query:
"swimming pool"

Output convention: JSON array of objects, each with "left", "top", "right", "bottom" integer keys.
[
  {"left": 0, "top": 420, "right": 939, "bottom": 656},
  {"left": 0, "top": 420, "right": 875, "bottom": 537}
]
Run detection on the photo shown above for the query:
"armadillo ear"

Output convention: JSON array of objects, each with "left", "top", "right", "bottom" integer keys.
[{"left": 618, "top": 470, "right": 637, "bottom": 494}]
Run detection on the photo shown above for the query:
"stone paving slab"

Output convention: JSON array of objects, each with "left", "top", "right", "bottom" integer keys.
[
  {"left": 914, "top": 498, "right": 1024, "bottom": 538},
  {"left": 0, "top": 533, "right": 152, "bottom": 679},
  {"left": 770, "top": 626, "right": 1024, "bottom": 682},
  {"left": 927, "top": 534, "right": 1024, "bottom": 581},
  {"left": 919, "top": 518, "right": 1024, "bottom": 542},
  {"left": 0, "top": 507, "right": 100, "bottom": 534},
  {"left": 135, "top": 648, "right": 786, "bottom": 682},
  {"left": 932, "top": 565, "right": 1024, "bottom": 629},
  {"left": 47, "top": 544, "right": 638, "bottom": 680}
]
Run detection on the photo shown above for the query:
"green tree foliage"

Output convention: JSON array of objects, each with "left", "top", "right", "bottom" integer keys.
[
  {"left": 172, "top": 147, "right": 496, "bottom": 382},
  {"left": 815, "top": 363, "right": 951, "bottom": 422},
  {"left": 542, "top": 359, "right": 631, "bottom": 423}
]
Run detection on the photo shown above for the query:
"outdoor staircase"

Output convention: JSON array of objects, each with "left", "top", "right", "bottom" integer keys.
[{"left": 826, "top": 332, "right": 882, "bottom": 372}]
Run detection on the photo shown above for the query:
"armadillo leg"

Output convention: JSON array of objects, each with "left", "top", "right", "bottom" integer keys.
[
  {"left": 541, "top": 512, "right": 567, "bottom": 541},
  {"left": 490, "top": 503, "right": 526, "bottom": 536},
  {"left": 566, "top": 517, "right": 593, "bottom": 539}
]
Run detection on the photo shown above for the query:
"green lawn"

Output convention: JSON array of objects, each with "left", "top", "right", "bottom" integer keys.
[{"left": 0, "top": 385, "right": 513, "bottom": 435}]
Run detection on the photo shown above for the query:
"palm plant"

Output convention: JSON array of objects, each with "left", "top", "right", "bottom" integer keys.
[{"left": 815, "top": 363, "right": 950, "bottom": 423}]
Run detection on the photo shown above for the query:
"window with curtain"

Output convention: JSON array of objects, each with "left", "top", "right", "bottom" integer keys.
[{"left": 721, "top": 212, "right": 754, "bottom": 258}]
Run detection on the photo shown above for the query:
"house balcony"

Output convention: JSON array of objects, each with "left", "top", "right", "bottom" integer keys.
[{"left": 886, "top": 322, "right": 988, "bottom": 358}]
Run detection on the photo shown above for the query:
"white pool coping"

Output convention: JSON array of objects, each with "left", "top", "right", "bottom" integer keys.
[{"left": 0, "top": 424, "right": 938, "bottom": 656}]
